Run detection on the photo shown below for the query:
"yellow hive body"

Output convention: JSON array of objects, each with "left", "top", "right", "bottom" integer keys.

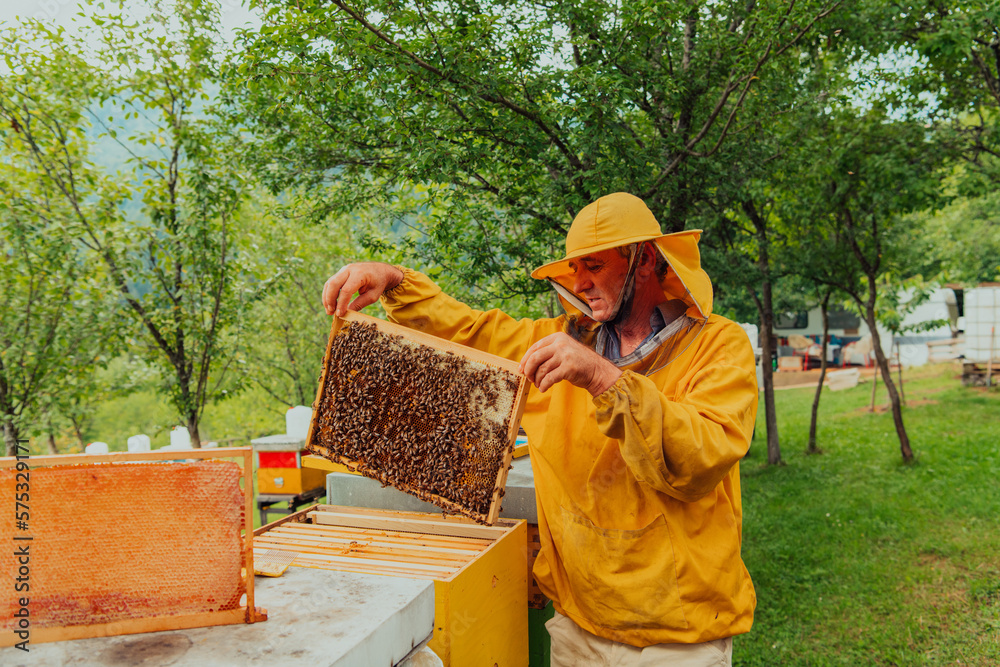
[
  {"left": 256, "top": 466, "right": 327, "bottom": 495},
  {"left": 308, "top": 311, "right": 529, "bottom": 524},
  {"left": 0, "top": 448, "right": 264, "bottom": 646},
  {"left": 255, "top": 505, "right": 528, "bottom": 666}
]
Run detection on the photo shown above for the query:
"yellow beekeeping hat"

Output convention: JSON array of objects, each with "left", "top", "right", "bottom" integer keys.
[{"left": 531, "top": 192, "right": 711, "bottom": 320}]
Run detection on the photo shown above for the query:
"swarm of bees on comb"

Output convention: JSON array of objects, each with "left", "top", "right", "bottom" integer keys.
[{"left": 308, "top": 316, "right": 526, "bottom": 524}]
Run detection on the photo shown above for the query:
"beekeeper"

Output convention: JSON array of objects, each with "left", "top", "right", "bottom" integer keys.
[{"left": 323, "top": 192, "right": 757, "bottom": 666}]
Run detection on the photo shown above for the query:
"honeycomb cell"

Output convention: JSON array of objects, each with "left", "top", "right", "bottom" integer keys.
[
  {"left": 309, "top": 318, "right": 527, "bottom": 524},
  {"left": 0, "top": 461, "right": 246, "bottom": 632}
]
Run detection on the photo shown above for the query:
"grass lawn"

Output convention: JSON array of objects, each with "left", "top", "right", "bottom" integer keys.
[{"left": 736, "top": 363, "right": 1000, "bottom": 666}]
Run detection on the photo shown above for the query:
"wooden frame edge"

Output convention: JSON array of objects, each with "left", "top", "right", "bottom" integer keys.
[
  {"left": 305, "top": 316, "right": 343, "bottom": 454},
  {"left": 341, "top": 310, "right": 523, "bottom": 374},
  {"left": 486, "top": 375, "right": 531, "bottom": 524},
  {"left": 253, "top": 503, "right": 320, "bottom": 536},
  {"left": 0, "top": 446, "right": 253, "bottom": 468},
  {"left": 0, "top": 609, "right": 251, "bottom": 647}
]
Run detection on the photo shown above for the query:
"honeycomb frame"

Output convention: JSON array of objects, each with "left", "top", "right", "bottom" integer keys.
[
  {"left": 307, "top": 310, "right": 529, "bottom": 525},
  {"left": 0, "top": 447, "right": 265, "bottom": 647}
]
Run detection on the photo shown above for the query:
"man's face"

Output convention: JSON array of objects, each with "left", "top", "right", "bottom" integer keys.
[{"left": 568, "top": 248, "right": 630, "bottom": 322}]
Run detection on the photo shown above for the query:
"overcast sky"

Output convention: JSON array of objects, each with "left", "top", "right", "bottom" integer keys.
[{"left": 0, "top": 0, "right": 261, "bottom": 42}]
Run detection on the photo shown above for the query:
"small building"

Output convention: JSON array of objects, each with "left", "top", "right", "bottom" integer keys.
[{"left": 769, "top": 285, "right": 1000, "bottom": 368}]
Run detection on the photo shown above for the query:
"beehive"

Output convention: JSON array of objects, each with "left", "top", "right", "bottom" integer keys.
[
  {"left": 256, "top": 448, "right": 327, "bottom": 495},
  {"left": 0, "top": 448, "right": 265, "bottom": 646},
  {"left": 254, "top": 504, "right": 528, "bottom": 666},
  {"left": 307, "top": 310, "right": 529, "bottom": 525}
]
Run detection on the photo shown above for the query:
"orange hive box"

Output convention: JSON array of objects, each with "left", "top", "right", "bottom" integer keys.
[
  {"left": 307, "top": 310, "right": 529, "bottom": 525},
  {"left": 0, "top": 448, "right": 265, "bottom": 646}
]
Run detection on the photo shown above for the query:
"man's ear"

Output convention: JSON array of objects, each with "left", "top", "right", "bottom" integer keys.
[{"left": 636, "top": 242, "right": 657, "bottom": 277}]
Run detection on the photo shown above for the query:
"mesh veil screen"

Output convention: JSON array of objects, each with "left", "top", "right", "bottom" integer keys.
[
  {"left": 309, "top": 319, "right": 525, "bottom": 523},
  {"left": 0, "top": 461, "right": 245, "bottom": 631}
]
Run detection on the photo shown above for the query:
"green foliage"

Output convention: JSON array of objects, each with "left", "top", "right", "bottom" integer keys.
[
  {"left": 0, "top": 152, "right": 118, "bottom": 453},
  {"left": 238, "top": 191, "right": 357, "bottom": 408},
  {"left": 854, "top": 2, "right": 1000, "bottom": 192},
  {"left": 224, "top": 0, "right": 844, "bottom": 310},
  {"left": 0, "top": 0, "right": 283, "bottom": 444},
  {"left": 915, "top": 191, "right": 1000, "bottom": 285},
  {"left": 780, "top": 107, "right": 946, "bottom": 307},
  {"left": 24, "top": 370, "right": 288, "bottom": 454}
]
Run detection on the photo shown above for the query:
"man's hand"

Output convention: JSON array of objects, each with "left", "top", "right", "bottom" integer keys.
[
  {"left": 322, "top": 262, "right": 405, "bottom": 317},
  {"left": 519, "top": 333, "right": 622, "bottom": 396}
]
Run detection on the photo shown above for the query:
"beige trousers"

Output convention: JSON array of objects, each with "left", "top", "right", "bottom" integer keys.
[{"left": 546, "top": 612, "right": 733, "bottom": 667}]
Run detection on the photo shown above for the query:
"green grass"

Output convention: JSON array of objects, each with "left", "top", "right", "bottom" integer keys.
[{"left": 736, "top": 364, "right": 1000, "bottom": 666}]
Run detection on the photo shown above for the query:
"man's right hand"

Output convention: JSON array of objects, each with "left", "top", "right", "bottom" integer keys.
[{"left": 322, "top": 262, "right": 405, "bottom": 317}]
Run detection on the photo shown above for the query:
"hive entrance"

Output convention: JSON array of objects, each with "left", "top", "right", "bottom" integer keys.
[{"left": 308, "top": 311, "right": 528, "bottom": 524}]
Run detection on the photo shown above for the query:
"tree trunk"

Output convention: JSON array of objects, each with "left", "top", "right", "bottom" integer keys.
[
  {"left": 4, "top": 419, "right": 22, "bottom": 457},
  {"left": 863, "top": 310, "right": 913, "bottom": 462},
  {"left": 744, "top": 199, "right": 781, "bottom": 466},
  {"left": 807, "top": 292, "right": 831, "bottom": 454},
  {"left": 70, "top": 415, "right": 87, "bottom": 450},
  {"left": 187, "top": 415, "right": 202, "bottom": 449},
  {"left": 758, "top": 297, "right": 781, "bottom": 465},
  {"left": 47, "top": 416, "right": 60, "bottom": 455},
  {"left": 840, "top": 206, "right": 912, "bottom": 462},
  {"left": 895, "top": 341, "right": 905, "bottom": 405},
  {"left": 870, "top": 362, "right": 878, "bottom": 411}
]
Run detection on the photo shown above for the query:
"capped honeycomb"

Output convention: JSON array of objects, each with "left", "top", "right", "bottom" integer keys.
[
  {"left": 0, "top": 455, "right": 256, "bottom": 643},
  {"left": 308, "top": 312, "right": 528, "bottom": 524}
]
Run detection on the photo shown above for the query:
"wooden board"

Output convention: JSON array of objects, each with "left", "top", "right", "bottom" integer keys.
[
  {"left": 308, "top": 508, "right": 511, "bottom": 541},
  {"left": 301, "top": 454, "right": 359, "bottom": 475},
  {"left": 306, "top": 310, "right": 530, "bottom": 525}
]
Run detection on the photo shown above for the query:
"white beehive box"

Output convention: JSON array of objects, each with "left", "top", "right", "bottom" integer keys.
[{"left": 965, "top": 286, "right": 1000, "bottom": 362}]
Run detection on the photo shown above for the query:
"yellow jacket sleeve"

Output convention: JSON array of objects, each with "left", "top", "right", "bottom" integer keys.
[
  {"left": 380, "top": 267, "right": 562, "bottom": 363},
  {"left": 593, "top": 319, "right": 757, "bottom": 502}
]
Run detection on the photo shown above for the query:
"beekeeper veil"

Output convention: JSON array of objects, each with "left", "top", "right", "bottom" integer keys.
[{"left": 531, "top": 193, "right": 712, "bottom": 376}]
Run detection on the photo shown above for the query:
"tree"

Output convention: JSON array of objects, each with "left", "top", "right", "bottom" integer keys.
[
  {"left": 806, "top": 286, "right": 833, "bottom": 454},
  {"left": 784, "top": 109, "right": 945, "bottom": 462},
  {"left": 241, "top": 194, "right": 357, "bottom": 410},
  {"left": 842, "top": 3, "right": 997, "bottom": 193},
  {"left": 0, "top": 0, "right": 275, "bottom": 447},
  {"left": 916, "top": 191, "right": 1000, "bottom": 285},
  {"left": 0, "top": 166, "right": 115, "bottom": 455},
  {"left": 226, "top": 0, "right": 844, "bottom": 305},
  {"left": 698, "top": 38, "right": 839, "bottom": 466},
  {"left": 708, "top": 183, "right": 834, "bottom": 466},
  {"left": 0, "top": 29, "right": 122, "bottom": 456},
  {"left": 896, "top": 2, "right": 1000, "bottom": 189}
]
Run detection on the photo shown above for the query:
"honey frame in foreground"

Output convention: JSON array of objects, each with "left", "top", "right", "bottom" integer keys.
[
  {"left": 307, "top": 310, "right": 529, "bottom": 525},
  {"left": 0, "top": 447, "right": 265, "bottom": 647}
]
